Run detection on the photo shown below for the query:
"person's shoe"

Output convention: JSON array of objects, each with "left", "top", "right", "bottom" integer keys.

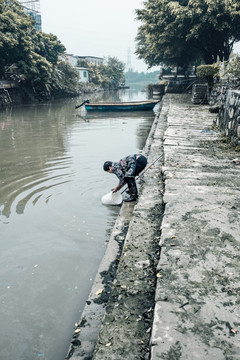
[
  {"left": 124, "top": 195, "right": 137, "bottom": 202},
  {"left": 124, "top": 179, "right": 138, "bottom": 202}
]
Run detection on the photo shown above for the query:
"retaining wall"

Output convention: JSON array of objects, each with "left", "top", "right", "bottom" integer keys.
[
  {"left": 210, "top": 84, "right": 240, "bottom": 146},
  {"left": 216, "top": 89, "right": 240, "bottom": 145}
]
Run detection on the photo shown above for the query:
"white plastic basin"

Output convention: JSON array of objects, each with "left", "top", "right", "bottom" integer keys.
[{"left": 101, "top": 191, "right": 123, "bottom": 205}]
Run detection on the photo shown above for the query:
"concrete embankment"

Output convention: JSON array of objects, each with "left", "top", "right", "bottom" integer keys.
[
  {"left": 67, "top": 93, "right": 240, "bottom": 360},
  {"left": 150, "top": 94, "right": 240, "bottom": 359}
]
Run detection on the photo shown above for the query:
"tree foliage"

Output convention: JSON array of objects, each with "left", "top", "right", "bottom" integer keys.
[
  {"left": 135, "top": 0, "right": 240, "bottom": 69},
  {"left": 87, "top": 57, "right": 125, "bottom": 89},
  {"left": 196, "top": 63, "right": 220, "bottom": 88},
  {"left": 0, "top": 0, "right": 75, "bottom": 96},
  {"left": 0, "top": 1, "right": 126, "bottom": 96},
  {"left": 197, "top": 64, "right": 219, "bottom": 80},
  {"left": 219, "top": 53, "right": 240, "bottom": 83},
  {"left": 50, "top": 62, "right": 80, "bottom": 95}
]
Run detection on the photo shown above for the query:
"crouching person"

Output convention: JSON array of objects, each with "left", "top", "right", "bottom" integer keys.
[{"left": 103, "top": 154, "right": 147, "bottom": 202}]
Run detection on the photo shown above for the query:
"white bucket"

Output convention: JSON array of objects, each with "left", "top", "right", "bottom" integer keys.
[{"left": 101, "top": 191, "right": 123, "bottom": 205}]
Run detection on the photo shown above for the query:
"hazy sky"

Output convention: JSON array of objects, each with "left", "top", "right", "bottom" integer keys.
[{"left": 40, "top": 0, "right": 158, "bottom": 73}]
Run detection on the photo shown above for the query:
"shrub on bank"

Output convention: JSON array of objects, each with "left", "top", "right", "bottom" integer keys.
[{"left": 196, "top": 64, "right": 220, "bottom": 89}]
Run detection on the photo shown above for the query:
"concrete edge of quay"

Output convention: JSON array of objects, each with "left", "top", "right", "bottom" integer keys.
[
  {"left": 91, "top": 96, "right": 168, "bottom": 360},
  {"left": 65, "top": 98, "right": 164, "bottom": 360}
]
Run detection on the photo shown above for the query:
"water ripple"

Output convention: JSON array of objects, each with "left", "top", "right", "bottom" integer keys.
[{"left": 0, "top": 157, "right": 73, "bottom": 218}]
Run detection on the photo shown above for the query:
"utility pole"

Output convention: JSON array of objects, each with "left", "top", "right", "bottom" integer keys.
[{"left": 127, "top": 48, "right": 133, "bottom": 72}]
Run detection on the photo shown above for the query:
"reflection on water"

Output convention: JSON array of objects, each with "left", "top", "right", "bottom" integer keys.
[
  {"left": 0, "top": 90, "right": 156, "bottom": 360},
  {"left": 0, "top": 105, "right": 73, "bottom": 218},
  {"left": 83, "top": 87, "right": 149, "bottom": 103}
]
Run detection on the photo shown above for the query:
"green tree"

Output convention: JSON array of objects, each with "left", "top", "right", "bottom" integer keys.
[
  {"left": 135, "top": 0, "right": 240, "bottom": 69},
  {"left": 77, "top": 59, "right": 88, "bottom": 67},
  {"left": 103, "top": 57, "right": 125, "bottom": 88},
  {"left": 0, "top": 0, "right": 71, "bottom": 96},
  {"left": 50, "top": 61, "right": 80, "bottom": 95},
  {"left": 88, "top": 57, "right": 125, "bottom": 89},
  {"left": 0, "top": 0, "right": 36, "bottom": 75}
]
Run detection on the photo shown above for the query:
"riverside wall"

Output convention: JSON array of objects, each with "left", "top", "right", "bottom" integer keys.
[
  {"left": 210, "top": 84, "right": 240, "bottom": 146},
  {"left": 216, "top": 89, "right": 240, "bottom": 146}
]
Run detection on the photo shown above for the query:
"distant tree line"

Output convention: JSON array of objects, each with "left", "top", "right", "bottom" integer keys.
[{"left": 125, "top": 70, "right": 159, "bottom": 84}]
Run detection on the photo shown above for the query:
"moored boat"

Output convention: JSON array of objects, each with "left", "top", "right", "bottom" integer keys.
[{"left": 76, "top": 99, "right": 159, "bottom": 112}]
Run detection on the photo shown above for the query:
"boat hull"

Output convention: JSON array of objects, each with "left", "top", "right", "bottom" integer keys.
[{"left": 85, "top": 100, "right": 159, "bottom": 112}]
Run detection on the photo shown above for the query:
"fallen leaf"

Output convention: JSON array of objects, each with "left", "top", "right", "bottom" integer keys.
[{"left": 105, "top": 342, "right": 112, "bottom": 347}]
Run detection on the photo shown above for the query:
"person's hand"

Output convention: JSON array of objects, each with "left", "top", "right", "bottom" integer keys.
[{"left": 112, "top": 184, "right": 123, "bottom": 193}]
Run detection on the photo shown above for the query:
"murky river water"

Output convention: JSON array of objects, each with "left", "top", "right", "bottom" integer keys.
[{"left": 0, "top": 89, "right": 156, "bottom": 360}]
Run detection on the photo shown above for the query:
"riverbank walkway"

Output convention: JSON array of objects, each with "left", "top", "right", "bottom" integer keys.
[{"left": 67, "top": 93, "right": 240, "bottom": 360}]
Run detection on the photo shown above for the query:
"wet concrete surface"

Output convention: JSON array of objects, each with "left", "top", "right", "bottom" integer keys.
[{"left": 67, "top": 94, "right": 240, "bottom": 359}]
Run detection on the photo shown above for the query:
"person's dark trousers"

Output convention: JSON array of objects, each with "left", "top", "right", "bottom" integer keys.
[
  {"left": 124, "top": 155, "right": 147, "bottom": 202},
  {"left": 124, "top": 177, "right": 138, "bottom": 201},
  {"left": 135, "top": 155, "right": 147, "bottom": 176}
]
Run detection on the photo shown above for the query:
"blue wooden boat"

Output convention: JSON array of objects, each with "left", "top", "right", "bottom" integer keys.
[{"left": 84, "top": 100, "right": 159, "bottom": 112}]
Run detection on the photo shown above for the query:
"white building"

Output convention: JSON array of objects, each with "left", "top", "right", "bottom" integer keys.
[
  {"left": 76, "top": 67, "right": 89, "bottom": 83},
  {"left": 62, "top": 54, "right": 106, "bottom": 83},
  {"left": 63, "top": 54, "right": 77, "bottom": 67}
]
